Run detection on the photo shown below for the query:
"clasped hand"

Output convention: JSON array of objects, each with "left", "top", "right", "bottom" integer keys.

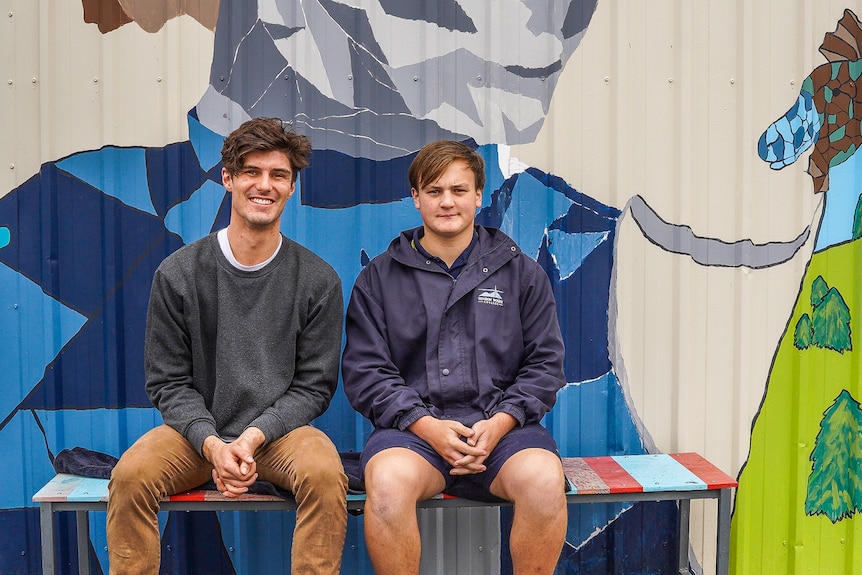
[
  {"left": 410, "top": 414, "right": 516, "bottom": 476},
  {"left": 202, "top": 428, "right": 265, "bottom": 498}
]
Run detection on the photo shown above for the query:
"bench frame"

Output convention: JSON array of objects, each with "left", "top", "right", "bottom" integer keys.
[{"left": 34, "top": 453, "right": 736, "bottom": 575}]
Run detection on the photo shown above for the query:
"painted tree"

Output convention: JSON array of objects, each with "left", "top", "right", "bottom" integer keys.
[
  {"left": 794, "top": 313, "right": 813, "bottom": 349},
  {"left": 812, "top": 286, "right": 852, "bottom": 352},
  {"left": 811, "top": 275, "right": 829, "bottom": 307},
  {"left": 795, "top": 275, "right": 852, "bottom": 352},
  {"left": 805, "top": 390, "right": 862, "bottom": 522},
  {"left": 853, "top": 194, "right": 862, "bottom": 240}
]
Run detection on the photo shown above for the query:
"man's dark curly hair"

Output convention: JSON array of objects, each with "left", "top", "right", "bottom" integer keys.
[{"left": 221, "top": 117, "right": 312, "bottom": 182}]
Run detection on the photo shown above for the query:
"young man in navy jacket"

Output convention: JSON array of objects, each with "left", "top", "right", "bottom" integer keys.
[{"left": 342, "top": 140, "right": 568, "bottom": 575}]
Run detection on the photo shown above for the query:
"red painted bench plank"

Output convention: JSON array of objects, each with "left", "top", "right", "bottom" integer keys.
[
  {"left": 670, "top": 452, "right": 738, "bottom": 489},
  {"left": 582, "top": 456, "right": 643, "bottom": 493}
]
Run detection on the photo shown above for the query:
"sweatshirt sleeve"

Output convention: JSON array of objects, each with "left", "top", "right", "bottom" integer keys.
[
  {"left": 145, "top": 266, "right": 219, "bottom": 454},
  {"left": 490, "top": 261, "right": 566, "bottom": 425},
  {"left": 341, "top": 273, "right": 432, "bottom": 430},
  {"left": 245, "top": 279, "right": 343, "bottom": 443}
]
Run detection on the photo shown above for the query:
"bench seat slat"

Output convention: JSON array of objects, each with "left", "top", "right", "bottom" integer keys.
[
  {"left": 66, "top": 477, "right": 113, "bottom": 502},
  {"left": 612, "top": 454, "right": 706, "bottom": 493},
  {"left": 561, "top": 458, "right": 609, "bottom": 494},
  {"left": 670, "top": 452, "right": 738, "bottom": 489},
  {"left": 33, "top": 453, "right": 738, "bottom": 575},
  {"left": 33, "top": 474, "right": 98, "bottom": 502},
  {"left": 580, "top": 457, "right": 643, "bottom": 493}
]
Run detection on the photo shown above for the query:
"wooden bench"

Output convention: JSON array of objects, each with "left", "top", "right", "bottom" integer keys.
[{"left": 33, "top": 452, "right": 736, "bottom": 575}]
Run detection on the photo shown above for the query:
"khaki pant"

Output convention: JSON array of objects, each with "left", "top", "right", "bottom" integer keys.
[{"left": 106, "top": 424, "right": 347, "bottom": 574}]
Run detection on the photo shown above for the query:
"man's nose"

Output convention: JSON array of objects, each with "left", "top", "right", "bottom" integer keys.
[{"left": 257, "top": 172, "right": 273, "bottom": 190}]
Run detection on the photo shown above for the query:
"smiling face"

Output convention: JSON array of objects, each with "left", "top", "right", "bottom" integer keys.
[
  {"left": 412, "top": 160, "right": 483, "bottom": 248},
  {"left": 223, "top": 150, "right": 296, "bottom": 233}
]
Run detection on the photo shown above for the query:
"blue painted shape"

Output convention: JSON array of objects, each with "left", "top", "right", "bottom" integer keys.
[
  {"left": 0, "top": 262, "right": 87, "bottom": 425},
  {"left": 544, "top": 370, "right": 645, "bottom": 459},
  {"left": 280, "top": 195, "right": 421, "bottom": 302},
  {"left": 298, "top": 141, "right": 417, "bottom": 209},
  {"left": 66, "top": 477, "right": 110, "bottom": 502},
  {"left": 548, "top": 229, "right": 609, "bottom": 280},
  {"left": 37, "top": 407, "right": 163, "bottom": 457},
  {"left": 188, "top": 110, "right": 226, "bottom": 172},
  {"left": 0, "top": 410, "right": 58, "bottom": 509},
  {"left": 0, "top": 164, "right": 184, "bottom": 316},
  {"left": 501, "top": 171, "right": 574, "bottom": 259},
  {"left": 814, "top": 153, "right": 862, "bottom": 251},
  {"left": 477, "top": 143, "right": 505, "bottom": 204},
  {"left": 548, "top": 237, "right": 615, "bottom": 382},
  {"left": 35, "top": 407, "right": 163, "bottom": 570},
  {"left": 146, "top": 142, "right": 209, "bottom": 218},
  {"left": 544, "top": 370, "right": 645, "bottom": 550},
  {"left": 613, "top": 454, "right": 706, "bottom": 492},
  {"left": 0, "top": 226, "right": 9, "bottom": 248},
  {"left": 164, "top": 179, "right": 227, "bottom": 245},
  {"left": 57, "top": 147, "right": 156, "bottom": 215},
  {"left": 758, "top": 92, "right": 820, "bottom": 169}
]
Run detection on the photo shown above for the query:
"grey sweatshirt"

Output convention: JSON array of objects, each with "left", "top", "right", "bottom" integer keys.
[{"left": 144, "top": 233, "right": 343, "bottom": 454}]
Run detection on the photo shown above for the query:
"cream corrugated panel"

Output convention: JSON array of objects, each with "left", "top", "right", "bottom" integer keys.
[
  {"left": 516, "top": 1, "right": 841, "bottom": 573},
  {"left": 0, "top": 1, "right": 212, "bottom": 199}
]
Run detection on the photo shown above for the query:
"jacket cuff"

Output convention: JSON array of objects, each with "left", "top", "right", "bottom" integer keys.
[
  {"left": 396, "top": 406, "right": 433, "bottom": 431},
  {"left": 491, "top": 403, "right": 526, "bottom": 427}
]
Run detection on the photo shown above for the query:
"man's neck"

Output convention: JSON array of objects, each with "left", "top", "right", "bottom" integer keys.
[
  {"left": 419, "top": 229, "right": 473, "bottom": 267},
  {"left": 226, "top": 224, "right": 282, "bottom": 266}
]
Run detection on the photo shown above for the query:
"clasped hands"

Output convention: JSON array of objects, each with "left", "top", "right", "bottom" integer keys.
[
  {"left": 202, "top": 427, "right": 266, "bottom": 498},
  {"left": 410, "top": 413, "right": 517, "bottom": 476}
]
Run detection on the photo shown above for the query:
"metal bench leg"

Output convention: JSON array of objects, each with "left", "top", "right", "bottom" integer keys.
[
  {"left": 39, "top": 503, "right": 55, "bottom": 575},
  {"left": 677, "top": 499, "right": 691, "bottom": 575},
  {"left": 716, "top": 488, "right": 732, "bottom": 575},
  {"left": 76, "top": 510, "right": 91, "bottom": 575}
]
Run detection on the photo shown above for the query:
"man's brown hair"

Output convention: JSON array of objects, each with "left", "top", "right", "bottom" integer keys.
[
  {"left": 408, "top": 140, "right": 485, "bottom": 193},
  {"left": 221, "top": 117, "right": 311, "bottom": 182}
]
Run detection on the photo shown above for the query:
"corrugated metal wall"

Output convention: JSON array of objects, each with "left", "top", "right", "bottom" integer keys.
[{"left": 3, "top": 1, "right": 862, "bottom": 574}]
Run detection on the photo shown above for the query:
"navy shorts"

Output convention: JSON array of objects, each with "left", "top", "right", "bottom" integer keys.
[{"left": 359, "top": 423, "right": 560, "bottom": 503}]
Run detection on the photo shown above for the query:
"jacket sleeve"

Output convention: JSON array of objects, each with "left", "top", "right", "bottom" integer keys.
[
  {"left": 145, "top": 266, "right": 219, "bottom": 453},
  {"left": 490, "top": 262, "right": 566, "bottom": 426},
  {"left": 341, "top": 273, "right": 432, "bottom": 430}
]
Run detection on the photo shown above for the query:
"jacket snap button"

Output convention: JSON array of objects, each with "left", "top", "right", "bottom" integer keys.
[
  {"left": 442, "top": 368, "right": 450, "bottom": 376},
  {"left": 511, "top": 246, "right": 516, "bottom": 251},
  {"left": 482, "top": 267, "right": 489, "bottom": 273}
]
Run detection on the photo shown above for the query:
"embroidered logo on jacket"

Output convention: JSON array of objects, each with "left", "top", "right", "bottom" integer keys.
[{"left": 477, "top": 286, "right": 504, "bottom": 307}]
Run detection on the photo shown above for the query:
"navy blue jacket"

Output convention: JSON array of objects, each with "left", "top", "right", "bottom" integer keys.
[{"left": 342, "top": 226, "right": 566, "bottom": 431}]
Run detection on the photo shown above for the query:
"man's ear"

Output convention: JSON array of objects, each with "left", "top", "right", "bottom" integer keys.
[
  {"left": 411, "top": 188, "right": 420, "bottom": 208},
  {"left": 222, "top": 167, "right": 233, "bottom": 192}
]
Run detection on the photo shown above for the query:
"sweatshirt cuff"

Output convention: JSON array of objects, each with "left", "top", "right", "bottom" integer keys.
[
  {"left": 186, "top": 421, "right": 219, "bottom": 456},
  {"left": 247, "top": 412, "right": 283, "bottom": 446}
]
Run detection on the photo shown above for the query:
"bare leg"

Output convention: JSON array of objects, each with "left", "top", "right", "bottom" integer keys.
[
  {"left": 490, "top": 449, "right": 568, "bottom": 575},
  {"left": 363, "top": 448, "right": 446, "bottom": 575}
]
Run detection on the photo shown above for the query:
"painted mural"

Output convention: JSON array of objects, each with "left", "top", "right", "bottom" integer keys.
[
  {"left": 731, "top": 9, "right": 862, "bottom": 575},
  {"left": 8, "top": 1, "right": 858, "bottom": 575},
  {"left": 0, "top": 1, "right": 681, "bottom": 574}
]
